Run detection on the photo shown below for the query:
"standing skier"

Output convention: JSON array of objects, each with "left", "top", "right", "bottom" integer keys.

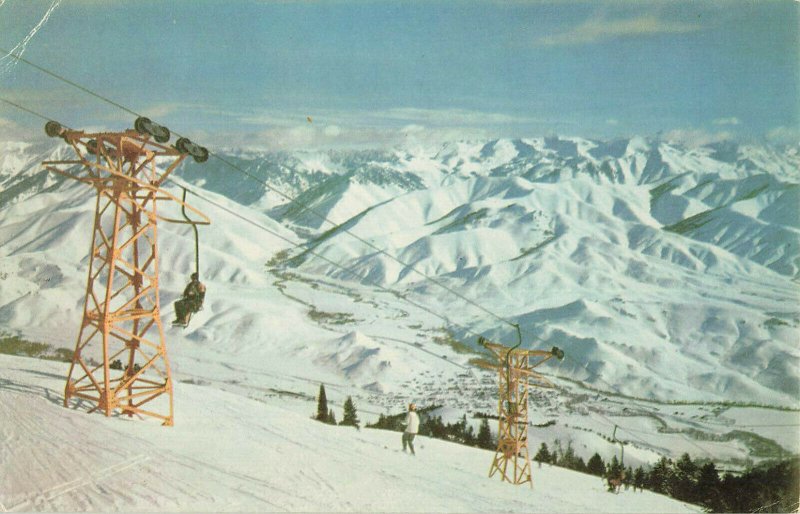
[{"left": 401, "top": 403, "right": 420, "bottom": 455}]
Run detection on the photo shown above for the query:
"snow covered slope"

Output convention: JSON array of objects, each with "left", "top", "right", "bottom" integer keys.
[
  {"left": 1, "top": 354, "right": 698, "bottom": 513},
  {"left": 0, "top": 135, "right": 797, "bottom": 478},
  {"left": 255, "top": 137, "right": 800, "bottom": 406}
]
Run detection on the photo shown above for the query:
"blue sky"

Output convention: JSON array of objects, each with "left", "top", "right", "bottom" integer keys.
[{"left": 0, "top": 0, "right": 797, "bottom": 148}]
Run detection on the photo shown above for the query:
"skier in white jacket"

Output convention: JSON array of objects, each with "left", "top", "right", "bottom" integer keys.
[{"left": 402, "top": 403, "right": 420, "bottom": 455}]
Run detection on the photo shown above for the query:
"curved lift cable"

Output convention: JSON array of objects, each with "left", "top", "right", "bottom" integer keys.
[
  {"left": 181, "top": 187, "right": 201, "bottom": 278},
  {"left": 0, "top": 44, "right": 519, "bottom": 337},
  {"left": 506, "top": 323, "right": 522, "bottom": 414},
  {"left": 612, "top": 424, "right": 625, "bottom": 467}
]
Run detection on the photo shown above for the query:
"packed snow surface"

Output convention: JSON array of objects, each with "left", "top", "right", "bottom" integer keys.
[{"left": 1, "top": 354, "right": 698, "bottom": 513}]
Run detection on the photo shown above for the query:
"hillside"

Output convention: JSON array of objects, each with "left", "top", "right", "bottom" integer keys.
[
  {"left": 1, "top": 353, "right": 699, "bottom": 513},
  {"left": 0, "top": 135, "right": 798, "bottom": 480}
]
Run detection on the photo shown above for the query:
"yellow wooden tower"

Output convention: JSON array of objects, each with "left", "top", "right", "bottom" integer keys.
[
  {"left": 477, "top": 327, "right": 564, "bottom": 487},
  {"left": 42, "top": 119, "right": 209, "bottom": 425}
]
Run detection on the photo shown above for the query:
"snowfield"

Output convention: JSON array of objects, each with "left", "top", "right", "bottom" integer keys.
[
  {"left": 0, "top": 136, "right": 798, "bottom": 511},
  {"left": 1, "top": 354, "right": 698, "bottom": 513}
]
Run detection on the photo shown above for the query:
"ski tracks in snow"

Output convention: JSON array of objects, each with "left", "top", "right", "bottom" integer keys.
[{"left": 6, "top": 455, "right": 150, "bottom": 512}]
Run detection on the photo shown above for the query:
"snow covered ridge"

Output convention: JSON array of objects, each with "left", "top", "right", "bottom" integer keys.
[{"left": 0, "top": 135, "right": 797, "bottom": 412}]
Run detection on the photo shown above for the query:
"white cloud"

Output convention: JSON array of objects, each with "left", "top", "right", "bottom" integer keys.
[
  {"left": 369, "top": 107, "right": 540, "bottom": 126},
  {"left": 0, "top": 115, "right": 37, "bottom": 141},
  {"left": 606, "top": 118, "right": 619, "bottom": 126},
  {"left": 218, "top": 106, "right": 552, "bottom": 150},
  {"left": 662, "top": 128, "right": 733, "bottom": 147},
  {"left": 536, "top": 15, "right": 701, "bottom": 47},
  {"left": 712, "top": 117, "right": 741, "bottom": 126},
  {"left": 323, "top": 124, "right": 342, "bottom": 137},
  {"left": 766, "top": 126, "right": 800, "bottom": 145}
]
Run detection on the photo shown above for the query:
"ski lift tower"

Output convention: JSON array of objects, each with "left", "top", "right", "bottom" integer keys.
[
  {"left": 477, "top": 328, "right": 564, "bottom": 487},
  {"left": 43, "top": 118, "right": 209, "bottom": 426}
]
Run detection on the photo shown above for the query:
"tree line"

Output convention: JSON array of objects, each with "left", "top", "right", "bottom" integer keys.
[
  {"left": 314, "top": 384, "right": 495, "bottom": 448},
  {"left": 313, "top": 385, "right": 798, "bottom": 512},
  {"left": 534, "top": 440, "right": 799, "bottom": 512}
]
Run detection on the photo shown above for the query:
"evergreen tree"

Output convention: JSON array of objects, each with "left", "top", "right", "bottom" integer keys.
[
  {"left": 315, "top": 384, "right": 328, "bottom": 422},
  {"left": 606, "top": 454, "right": 623, "bottom": 478},
  {"left": 534, "top": 443, "right": 551, "bottom": 466},
  {"left": 552, "top": 439, "right": 564, "bottom": 465},
  {"left": 671, "top": 453, "right": 698, "bottom": 503},
  {"left": 623, "top": 466, "right": 633, "bottom": 490},
  {"left": 587, "top": 453, "right": 605, "bottom": 476},
  {"left": 606, "top": 455, "right": 624, "bottom": 492},
  {"left": 463, "top": 423, "right": 476, "bottom": 447},
  {"left": 477, "top": 418, "right": 493, "bottom": 449},
  {"left": 633, "top": 466, "right": 646, "bottom": 492},
  {"left": 339, "top": 396, "right": 360, "bottom": 428},
  {"left": 327, "top": 408, "right": 337, "bottom": 425},
  {"left": 559, "top": 440, "right": 578, "bottom": 470},
  {"left": 648, "top": 456, "right": 673, "bottom": 494},
  {"left": 694, "top": 461, "right": 721, "bottom": 510}
]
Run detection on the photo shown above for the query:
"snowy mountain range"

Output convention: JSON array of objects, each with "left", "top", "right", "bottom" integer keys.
[
  {"left": 1, "top": 135, "right": 798, "bottom": 480},
  {"left": 172, "top": 136, "right": 800, "bottom": 404}
]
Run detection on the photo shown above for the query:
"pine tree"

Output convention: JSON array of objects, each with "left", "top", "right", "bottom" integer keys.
[
  {"left": 463, "top": 423, "right": 476, "bottom": 446},
  {"left": 315, "top": 384, "right": 328, "bottom": 422},
  {"left": 633, "top": 466, "right": 646, "bottom": 492},
  {"left": 672, "top": 453, "right": 698, "bottom": 503},
  {"left": 606, "top": 454, "right": 623, "bottom": 478},
  {"left": 694, "top": 461, "right": 721, "bottom": 510},
  {"left": 587, "top": 453, "right": 605, "bottom": 476},
  {"left": 648, "top": 456, "right": 673, "bottom": 494},
  {"left": 327, "top": 408, "right": 337, "bottom": 425},
  {"left": 340, "top": 396, "right": 360, "bottom": 428},
  {"left": 534, "top": 443, "right": 551, "bottom": 466},
  {"left": 477, "top": 418, "right": 493, "bottom": 449},
  {"left": 552, "top": 439, "right": 563, "bottom": 465},
  {"left": 559, "top": 440, "right": 578, "bottom": 469}
]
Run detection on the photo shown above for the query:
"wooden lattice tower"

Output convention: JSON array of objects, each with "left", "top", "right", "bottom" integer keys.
[
  {"left": 43, "top": 122, "right": 209, "bottom": 425},
  {"left": 477, "top": 334, "right": 563, "bottom": 487}
]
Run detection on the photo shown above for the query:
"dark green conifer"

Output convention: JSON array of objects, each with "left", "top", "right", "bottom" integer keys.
[
  {"left": 535, "top": 443, "right": 551, "bottom": 466},
  {"left": 340, "top": 396, "right": 360, "bottom": 428},
  {"left": 477, "top": 418, "right": 493, "bottom": 449},
  {"left": 587, "top": 453, "right": 605, "bottom": 476},
  {"left": 316, "top": 384, "right": 328, "bottom": 422}
]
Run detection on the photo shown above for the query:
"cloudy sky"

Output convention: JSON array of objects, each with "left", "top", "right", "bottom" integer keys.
[{"left": 0, "top": 0, "right": 797, "bottom": 148}]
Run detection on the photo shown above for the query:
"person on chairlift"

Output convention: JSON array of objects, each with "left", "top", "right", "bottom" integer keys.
[{"left": 174, "top": 272, "right": 206, "bottom": 326}]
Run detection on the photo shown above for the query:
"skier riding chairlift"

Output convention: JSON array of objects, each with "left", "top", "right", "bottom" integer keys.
[{"left": 173, "top": 272, "right": 206, "bottom": 327}]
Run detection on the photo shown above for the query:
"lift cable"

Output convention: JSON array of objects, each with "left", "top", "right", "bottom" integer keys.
[
  {"left": 0, "top": 45, "right": 519, "bottom": 334},
  {"left": 0, "top": 97, "right": 489, "bottom": 401},
  {"left": 4, "top": 104, "right": 792, "bottom": 464},
  {"left": 8, "top": 78, "right": 793, "bottom": 456},
  {"left": 0, "top": 97, "right": 522, "bottom": 366},
  {"left": 180, "top": 187, "right": 201, "bottom": 277},
  {"left": 172, "top": 177, "right": 494, "bottom": 344},
  {"left": 0, "top": 96, "right": 62, "bottom": 124}
]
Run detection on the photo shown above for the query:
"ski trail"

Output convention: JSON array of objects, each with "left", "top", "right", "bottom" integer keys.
[
  {"left": 0, "top": 0, "right": 62, "bottom": 74},
  {"left": 7, "top": 454, "right": 150, "bottom": 511}
]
